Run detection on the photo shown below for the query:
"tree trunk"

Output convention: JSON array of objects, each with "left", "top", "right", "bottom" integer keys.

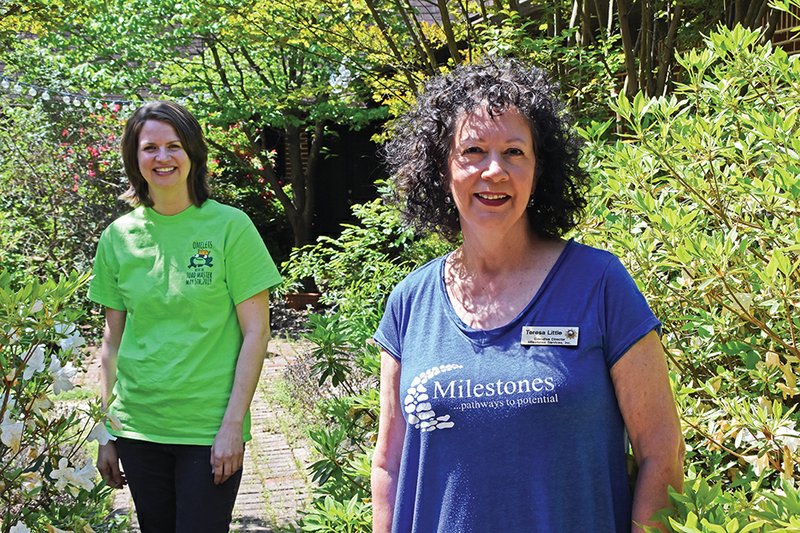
[
  {"left": 617, "top": 0, "right": 639, "bottom": 97},
  {"left": 437, "top": 0, "right": 462, "bottom": 63},
  {"left": 639, "top": 0, "right": 653, "bottom": 96},
  {"left": 655, "top": 2, "right": 682, "bottom": 95}
]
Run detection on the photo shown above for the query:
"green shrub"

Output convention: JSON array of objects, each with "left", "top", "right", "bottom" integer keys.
[
  {"left": 283, "top": 189, "right": 448, "bottom": 532},
  {"left": 0, "top": 99, "right": 127, "bottom": 285},
  {"left": 581, "top": 23, "right": 800, "bottom": 527}
]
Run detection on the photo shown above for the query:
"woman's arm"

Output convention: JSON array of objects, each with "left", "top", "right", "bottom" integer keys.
[
  {"left": 97, "top": 308, "right": 127, "bottom": 489},
  {"left": 611, "top": 330, "right": 685, "bottom": 532},
  {"left": 211, "top": 290, "right": 271, "bottom": 485},
  {"left": 372, "top": 350, "right": 406, "bottom": 533}
]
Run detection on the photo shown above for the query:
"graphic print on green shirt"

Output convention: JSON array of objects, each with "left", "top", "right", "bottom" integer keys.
[{"left": 89, "top": 200, "right": 282, "bottom": 445}]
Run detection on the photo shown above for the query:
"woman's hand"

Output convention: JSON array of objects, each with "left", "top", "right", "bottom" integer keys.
[
  {"left": 211, "top": 421, "right": 245, "bottom": 485},
  {"left": 97, "top": 441, "right": 126, "bottom": 489}
]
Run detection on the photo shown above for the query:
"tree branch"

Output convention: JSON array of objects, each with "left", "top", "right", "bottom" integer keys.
[{"left": 437, "top": 0, "right": 462, "bottom": 62}]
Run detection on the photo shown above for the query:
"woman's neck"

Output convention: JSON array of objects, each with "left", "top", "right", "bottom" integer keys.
[
  {"left": 150, "top": 190, "right": 193, "bottom": 216},
  {"left": 445, "top": 226, "right": 566, "bottom": 330},
  {"left": 456, "top": 222, "right": 539, "bottom": 276}
]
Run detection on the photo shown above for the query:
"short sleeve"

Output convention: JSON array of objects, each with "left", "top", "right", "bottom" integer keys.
[
  {"left": 88, "top": 228, "right": 126, "bottom": 311},
  {"left": 373, "top": 282, "right": 406, "bottom": 362},
  {"left": 601, "top": 256, "right": 661, "bottom": 368},
  {"left": 224, "top": 214, "right": 282, "bottom": 305}
]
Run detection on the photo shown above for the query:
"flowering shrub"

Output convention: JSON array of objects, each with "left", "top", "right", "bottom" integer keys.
[
  {"left": 0, "top": 270, "right": 120, "bottom": 532},
  {"left": 0, "top": 99, "right": 126, "bottom": 284}
]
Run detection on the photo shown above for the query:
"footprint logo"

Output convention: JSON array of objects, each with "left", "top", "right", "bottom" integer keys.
[{"left": 404, "top": 364, "right": 463, "bottom": 432}]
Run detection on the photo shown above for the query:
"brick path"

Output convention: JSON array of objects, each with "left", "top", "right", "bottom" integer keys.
[{"left": 83, "top": 339, "right": 312, "bottom": 531}]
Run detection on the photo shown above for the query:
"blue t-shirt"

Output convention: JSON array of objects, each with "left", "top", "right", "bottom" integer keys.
[{"left": 374, "top": 239, "right": 660, "bottom": 533}]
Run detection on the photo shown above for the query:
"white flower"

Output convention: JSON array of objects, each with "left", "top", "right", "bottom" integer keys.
[
  {"left": 54, "top": 323, "right": 85, "bottom": 353},
  {"left": 775, "top": 427, "right": 800, "bottom": 453},
  {"left": 50, "top": 457, "right": 96, "bottom": 495},
  {"left": 10, "top": 522, "right": 30, "bottom": 533},
  {"left": 742, "top": 453, "right": 770, "bottom": 476},
  {"left": 28, "top": 394, "right": 52, "bottom": 415},
  {"left": 31, "top": 300, "right": 44, "bottom": 313},
  {"left": 50, "top": 457, "right": 74, "bottom": 491},
  {"left": 23, "top": 344, "right": 46, "bottom": 380},
  {"left": 20, "top": 471, "right": 43, "bottom": 495},
  {"left": 1, "top": 413, "right": 24, "bottom": 453},
  {"left": 107, "top": 413, "right": 122, "bottom": 431},
  {"left": 87, "top": 422, "right": 116, "bottom": 445},
  {"left": 49, "top": 355, "right": 77, "bottom": 395},
  {"left": 72, "top": 458, "right": 97, "bottom": 491}
]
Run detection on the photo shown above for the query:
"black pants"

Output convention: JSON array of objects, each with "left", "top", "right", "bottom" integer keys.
[{"left": 115, "top": 437, "right": 243, "bottom": 533}]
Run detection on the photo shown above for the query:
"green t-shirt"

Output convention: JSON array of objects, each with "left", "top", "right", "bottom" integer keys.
[{"left": 88, "top": 200, "right": 282, "bottom": 445}]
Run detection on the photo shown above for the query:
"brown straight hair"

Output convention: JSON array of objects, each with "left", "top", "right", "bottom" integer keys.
[{"left": 120, "top": 101, "right": 210, "bottom": 207}]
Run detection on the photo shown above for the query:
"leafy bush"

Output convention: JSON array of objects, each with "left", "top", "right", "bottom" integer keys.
[
  {"left": 0, "top": 99, "right": 127, "bottom": 285},
  {"left": 283, "top": 183, "right": 449, "bottom": 344},
  {"left": 581, "top": 23, "right": 800, "bottom": 529},
  {"left": 281, "top": 190, "right": 448, "bottom": 532},
  {"left": 0, "top": 270, "right": 122, "bottom": 532}
]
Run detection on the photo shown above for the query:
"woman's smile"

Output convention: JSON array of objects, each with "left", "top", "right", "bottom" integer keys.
[{"left": 474, "top": 192, "right": 511, "bottom": 206}]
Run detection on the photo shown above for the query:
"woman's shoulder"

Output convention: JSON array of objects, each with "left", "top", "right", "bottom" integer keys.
[
  {"left": 564, "top": 239, "right": 623, "bottom": 270},
  {"left": 390, "top": 255, "right": 446, "bottom": 297},
  {"left": 103, "top": 206, "right": 146, "bottom": 234}
]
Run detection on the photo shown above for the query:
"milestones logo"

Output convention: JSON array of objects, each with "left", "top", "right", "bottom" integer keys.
[
  {"left": 435, "top": 376, "right": 560, "bottom": 412},
  {"left": 406, "top": 365, "right": 561, "bottom": 432},
  {"left": 404, "top": 364, "right": 463, "bottom": 432}
]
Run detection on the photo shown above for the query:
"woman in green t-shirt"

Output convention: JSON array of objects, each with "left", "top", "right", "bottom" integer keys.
[{"left": 89, "top": 101, "right": 282, "bottom": 532}]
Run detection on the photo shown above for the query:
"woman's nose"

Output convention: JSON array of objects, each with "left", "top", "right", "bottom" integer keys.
[
  {"left": 481, "top": 154, "right": 507, "bottom": 181},
  {"left": 155, "top": 147, "right": 170, "bottom": 160}
]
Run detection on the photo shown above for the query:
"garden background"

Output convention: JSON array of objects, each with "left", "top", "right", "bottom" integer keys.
[{"left": 1, "top": 0, "right": 800, "bottom": 531}]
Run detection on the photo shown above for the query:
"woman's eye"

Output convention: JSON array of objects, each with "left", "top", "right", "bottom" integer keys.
[
  {"left": 142, "top": 146, "right": 156, "bottom": 152},
  {"left": 463, "top": 146, "right": 483, "bottom": 154},
  {"left": 506, "top": 148, "right": 524, "bottom": 155}
]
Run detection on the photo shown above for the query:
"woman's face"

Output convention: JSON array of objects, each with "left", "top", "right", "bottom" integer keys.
[
  {"left": 137, "top": 120, "right": 191, "bottom": 198},
  {"left": 447, "top": 106, "right": 536, "bottom": 237}
]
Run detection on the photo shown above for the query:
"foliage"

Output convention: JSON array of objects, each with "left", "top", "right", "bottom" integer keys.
[
  {"left": 2, "top": 0, "right": 388, "bottom": 248},
  {"left": 0, "top": 97, "right": 127, "bottom": 285},
  {"left": 283, "top": 184, "right": 449, "bottom": 337},
  {"left": 580, "top": 23, "right": 800, "bottom": 527},
  {"left": 641, "top": 474, "right": 800, "bottom": 532},
  {"left": 282, "top": 188, "right": 448, "bottom": 531},
  {"left": 299, "top": 495, "right": 372, "bottom": 533},
  {"left": 0, "top": 269, "right": 123, "bottom": 532}
]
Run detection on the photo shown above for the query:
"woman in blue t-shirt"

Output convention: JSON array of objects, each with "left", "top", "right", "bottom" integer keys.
[{"left": 371, "top": 59, "right": 684, "bottom": 532}]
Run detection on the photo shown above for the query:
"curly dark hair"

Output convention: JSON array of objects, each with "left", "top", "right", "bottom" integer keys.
[
  {"left": 120, "top": 100, "right": 210, "bottom": 208},
  {"left": 384, "top": 58, "right": 588, "bottom": 241}
]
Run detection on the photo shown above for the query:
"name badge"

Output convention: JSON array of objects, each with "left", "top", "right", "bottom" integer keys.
[{"left": 521, "top": 326, "right": 579, "bottom": 346}]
